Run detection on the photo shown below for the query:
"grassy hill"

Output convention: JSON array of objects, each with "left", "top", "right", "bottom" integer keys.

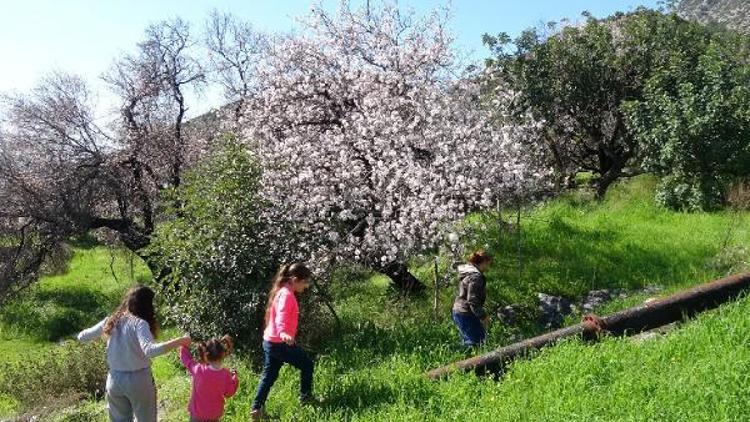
[{"left": 1, "top": 175, "right": 750, "bottom": 421}]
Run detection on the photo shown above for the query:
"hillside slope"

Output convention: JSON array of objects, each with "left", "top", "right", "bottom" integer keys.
[
  {"left": 678, "top": 0, "right": 750, "bottom": 32},
  {"left": 2, "top": 176, "right": 750, "bottom": 421}
]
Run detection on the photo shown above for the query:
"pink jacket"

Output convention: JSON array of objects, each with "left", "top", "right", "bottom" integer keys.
[
  {"left": 263, "top": 285, "right": 299, "bottom": 343},
  {"left": 180, "top": 346, "right": 239, "bottom": 420}
]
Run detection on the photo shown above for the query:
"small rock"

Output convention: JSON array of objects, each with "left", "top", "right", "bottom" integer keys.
[
  {"left": 631, "top": 331, "right": 661, "bottom": 342},
  {"left": 538, "top": 293, "right": 575, "bottom": 329},
  {"left": 631, "top": 321, "right": 679, "bottom": 342},
  {"left": 579, "top": 285, "right": 663, "bottom": 313},
  {"left": 496, "top": 304, "right": 522, "bottom": 325},
  {"left": 581, "top": 289, "right": 616, "bottom": 313},
  {"left": 639, "top": 285, "right": 663, "bottom": 296}
]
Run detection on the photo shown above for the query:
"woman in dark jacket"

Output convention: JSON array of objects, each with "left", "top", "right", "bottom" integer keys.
[{"left": 452, "top": 250, "right": 492, "bottom": 347}]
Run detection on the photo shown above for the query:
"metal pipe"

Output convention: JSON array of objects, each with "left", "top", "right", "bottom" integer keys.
[{"left": 426, "top": 272, "right": 750, "bottom": 380}]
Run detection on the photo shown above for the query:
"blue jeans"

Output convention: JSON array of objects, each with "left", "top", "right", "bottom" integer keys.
[
  {"left": 252, "top": 340, "right": 314, "bottom": 410},
  {"left": 452, "top": 310, "right": 486, "bottom": 347}
]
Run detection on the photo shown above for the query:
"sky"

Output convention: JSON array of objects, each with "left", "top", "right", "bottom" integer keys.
[{"left": 0, "top": 0, "right": 662, "bottom": 117}]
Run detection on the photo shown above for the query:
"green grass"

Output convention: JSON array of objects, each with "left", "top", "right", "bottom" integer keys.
[
  {"left": 4, "top": 175, "right": 750, "bottom": 421},
  {"left": 0, "top": 245, "right": 148, "bottom": 417},
  {"left": 475, "top": 294, "right": 750, "bottom": 421},
  {"left": 152, "top": 293, "right": 750, "bottom": 422},
  {"left": 0, "top": 245, "right": 149, "bottom": 343},
  {"left": 474, "top": 175, "right": 748, "bottom": 305}
]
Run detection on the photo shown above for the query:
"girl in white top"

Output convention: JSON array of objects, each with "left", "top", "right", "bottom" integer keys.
[{"left": 77, "top": 285, "right": 190, "bottom": 422}]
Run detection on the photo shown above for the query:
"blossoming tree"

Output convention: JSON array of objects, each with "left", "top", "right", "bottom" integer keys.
[{"left": 232, "top": 3, "right": 544, "bottom": 289}]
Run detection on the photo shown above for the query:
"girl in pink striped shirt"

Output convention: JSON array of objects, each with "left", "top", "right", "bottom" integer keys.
[
  {"left": 251, "top": 263, "right": 316, "bottom": 421},
  {"left": 180, "top": 335, "right": 239, "bottom": 422}
]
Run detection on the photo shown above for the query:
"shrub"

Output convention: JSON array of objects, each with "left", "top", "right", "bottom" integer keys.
[
  {"left": 0, "top": 341, "right": 107, "bottom": 414},
  {"left": 147, "top": 137, "right": 328, "bottom": 357},
  {"left": 50, "top": 401, "right": 107, "bottom": 422},
  {"left": 655, "top": 174, "right": 727, "bottom": 211},
  {"left": 147, "top": 137, "right": 273, "bottom": 352},
  {"left": 707, "top": 245, "right": 750, "bottom": 276}
]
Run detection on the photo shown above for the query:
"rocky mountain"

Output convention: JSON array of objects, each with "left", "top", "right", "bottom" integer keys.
[{"left": 678, "top": 0, "right": 750, "bottom": 33}]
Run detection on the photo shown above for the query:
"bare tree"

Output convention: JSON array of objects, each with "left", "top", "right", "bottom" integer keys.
[
  {"left": 0, "top": 19, "right": 208, "bottom": 302},
  {"left": 204, "top": 10, "right": 269, "bottom": 123}
]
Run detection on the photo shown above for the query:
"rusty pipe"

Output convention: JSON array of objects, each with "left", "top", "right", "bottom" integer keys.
[{"left": 426, "top": 272, "right": 750, "bottom": 380}]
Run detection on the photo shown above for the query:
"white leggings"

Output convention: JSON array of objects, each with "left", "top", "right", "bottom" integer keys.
[{"left": 106, "top": 367, "right": 157, "bottom": 422}]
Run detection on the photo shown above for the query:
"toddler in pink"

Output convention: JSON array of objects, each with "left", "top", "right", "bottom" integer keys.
[{"left": 180, "top": 335, "right": 239, "bottom": 422}]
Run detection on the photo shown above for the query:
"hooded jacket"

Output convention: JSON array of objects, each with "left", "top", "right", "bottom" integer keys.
[{"left": 452, "top": 264, "right": 487, "bottom": 319}]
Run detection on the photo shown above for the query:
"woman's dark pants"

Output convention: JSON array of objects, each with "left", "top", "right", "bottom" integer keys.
[{"left": 452, "top": 310, "right": 486, "bottom": 347}]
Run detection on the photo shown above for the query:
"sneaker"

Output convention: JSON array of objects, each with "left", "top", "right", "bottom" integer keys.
[
  {"left": 300, "top": 395, "right": 325, "bottom": 407},
  {"left": 251, "top": 408, "right": 276, "bottom": 421}
]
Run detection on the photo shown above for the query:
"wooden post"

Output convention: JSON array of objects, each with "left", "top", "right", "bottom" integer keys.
[
  {"left": 516, "top": 203, "right": 522, "bottom": 278},
  {"left": 496, "top": 197, "right": 502, "bottom": 244},
  {"left": 433, "top": 257, "right": 440, "bottom": 320},
  {"left": 129, "top": 251, "right": 134, "bottom": 282}
]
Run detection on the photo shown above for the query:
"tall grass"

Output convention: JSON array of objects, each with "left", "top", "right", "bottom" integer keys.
[{"left": 472, "top": 176, "right": 748, "bottom": 305}]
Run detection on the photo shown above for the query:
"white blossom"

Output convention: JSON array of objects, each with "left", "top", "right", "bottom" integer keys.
[{"left": 237, "top": 2, "right": 548, "bottom": 269}]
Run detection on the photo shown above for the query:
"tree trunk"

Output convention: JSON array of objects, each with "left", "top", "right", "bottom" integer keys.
[
  {"left": 117, "top": 229, "right": 173, "bottom": 289},
  {"left": 593, "top": 118, "right": 634, "bottom": 200},
  {"left": 547, "top": 139, "right": 569, "bottom": 192},
  {"left": 594, "top": 159, "right": 626, "bottom": 200},
  {"left": 594, "top": 174, "right": 616, "bottom": 199},
  {"left": 380, "top": 262, "right": 426, "bottom": 293}
]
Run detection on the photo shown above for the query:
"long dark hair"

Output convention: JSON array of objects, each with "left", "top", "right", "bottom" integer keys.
[
  {"left": 104, "top": 285, "right": 159, "bottom": 337},
  {"left": 264, "top": 263, "right": 312, "bottom": 325}
]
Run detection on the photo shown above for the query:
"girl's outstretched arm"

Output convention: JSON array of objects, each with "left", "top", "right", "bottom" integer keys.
[
  {"left": 224, "top": 370, "right": 239, "bottom": 397},
  {"left": 77, "top": 318, "right": 106, "bottom": 342},
  {"left": 135, "top": 319, "right": 190, "bottom": 358},
  {"left": 179, "top": 346, "right": 199, "bottom": 375}
]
